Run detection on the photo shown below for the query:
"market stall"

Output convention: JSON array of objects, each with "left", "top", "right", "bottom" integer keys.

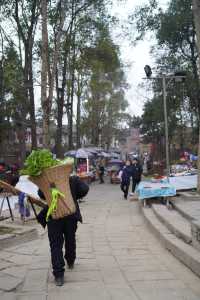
[
  {"left": 64, "top": 148, "right": 95, "bottom": 183},
  {"left": 136, "top": 179, "right": 176, "bottom": 207},
  {"left": 106, "top": 159, "right": 123, "bottom": 184},
  {"left": 169, "top": 175, "right": 197, "bottom": 191}
]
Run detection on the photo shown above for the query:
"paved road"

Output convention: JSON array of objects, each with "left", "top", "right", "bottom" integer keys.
[{"left": 1, "top": 182, "right": 200, "bottom": 299}]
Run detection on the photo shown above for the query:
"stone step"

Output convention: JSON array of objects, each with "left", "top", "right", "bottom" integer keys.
[
  {"left": 152, "top": 204, "right": 192, "bottom": 244},
  {"left": 179, "top": 191, "right": 200, "bottom": 199},
  {"left": 142, "top": 206, "right": 200, "bottom": 278},
  {"left": 173, "top": 200, "right": 200, "bottom": 222}
]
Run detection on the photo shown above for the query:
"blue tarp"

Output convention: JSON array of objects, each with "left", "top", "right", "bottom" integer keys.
[{"left": 136, "top": 181, "right": 176, "bottom": 200}]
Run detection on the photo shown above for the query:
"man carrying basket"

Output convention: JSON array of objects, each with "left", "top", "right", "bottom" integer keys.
[
  {"left": 21, "top": 150, "right": 89, "bottom": 286},
  {"left": 37, "top": 175, "right": 89, "bottom": 286}
]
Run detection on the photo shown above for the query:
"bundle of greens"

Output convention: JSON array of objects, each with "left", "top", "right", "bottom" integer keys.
[{"left": 20, "top": 149, "right": 59, "bottom": 177}]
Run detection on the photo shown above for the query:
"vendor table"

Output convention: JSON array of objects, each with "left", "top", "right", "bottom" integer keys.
[
  {"left": 0, "top": 192, "right": 14, "bottom": 221},
  {"left": 136, "top": 181, "right": 176, "bottom": 207}
]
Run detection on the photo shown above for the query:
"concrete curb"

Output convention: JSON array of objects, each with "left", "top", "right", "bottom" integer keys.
[
  {"left": 172, "top": 202, "right": 194, "bottom": 221},
  {"left": 141, "top": 206, "right": 200, "bottom": 278},
  {"left": 152, "top": 204, "right": 192, "bottom": 244}
]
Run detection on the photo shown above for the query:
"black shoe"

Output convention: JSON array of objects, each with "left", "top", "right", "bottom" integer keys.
[
  {"left": 68, "top": 263, "right": 74, "bottom": 269},
  {"left": 55, "top": 276, "right": 64, "bottom": 286}
]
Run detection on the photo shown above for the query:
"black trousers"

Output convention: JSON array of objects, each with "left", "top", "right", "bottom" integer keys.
[
  {"left": 132, "top": 180, "right": 140, "bottom": 193},
  {"left": 120, "top": 182, "right": 130, "bottom": 198},
  {"left": 47, "top": 217, "right": 77, "bottom": 278},
  {"left": 99, "top": 173, "right": 104, "bottom": 183}
]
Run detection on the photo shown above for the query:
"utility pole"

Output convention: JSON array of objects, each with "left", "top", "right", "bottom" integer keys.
[
  {"left": 144, "top": 66, "right": 186, "bottom": 180},
  {"left": 162, "top": 76, "right": 170, "bottom": 179},
  {"left": 192, "top": 0, "right": 200, "bottom": 193}
]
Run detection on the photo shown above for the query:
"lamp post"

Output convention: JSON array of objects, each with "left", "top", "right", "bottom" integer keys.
[
  {"left": 144, "top": 66, "right": 186, "bottom": 180},
  {"left": 162, "top": 75, "right": 170, "bottom": 179}
]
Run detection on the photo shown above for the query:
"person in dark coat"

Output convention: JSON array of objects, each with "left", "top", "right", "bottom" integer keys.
[
  {"left": 120, "top": 160, "right": 132, "bottom": 199},
  {"left": 37, "top": 176, "right": 89, "bottom": 286},
  {"left": 130, "top": 158, "right": 143, "bottom": 195},
  {"left": 98, "top": 161, "right": 105, "bottom": 184}
]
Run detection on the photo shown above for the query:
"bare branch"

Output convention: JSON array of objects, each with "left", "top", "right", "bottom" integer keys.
[{"left": 14, "top": 0, "right": 26, "bottom": 43}]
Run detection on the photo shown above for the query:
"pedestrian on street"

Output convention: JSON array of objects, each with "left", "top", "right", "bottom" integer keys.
[
  {"left": 130, "top": 157, "right": 143, "bottom": 196},
  {"left": 120, "top": 160, "right": 132, "bottom": 199},
  {"left": 37, "top": 176, "right": 89, "bottom": 287},
  {"left": 98, "top": 161, "right": 105, "bottom": 184}
]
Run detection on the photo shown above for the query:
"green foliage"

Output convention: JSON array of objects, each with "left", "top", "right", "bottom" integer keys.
[
  {"left": 130, "top": 0, "right": 160, "bottom": 41},
  {"left": 20, "top": 149, "right": 58, "bottom": 176},
  {"left": 0, "top": 0, "right": 128, "bottom": 155},
  {"left": 80, "top": 27, "right": 128, "bottom": 147}
]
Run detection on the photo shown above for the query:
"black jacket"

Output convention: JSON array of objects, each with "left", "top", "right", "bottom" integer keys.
[
  {"left": 131, "top": 163, "right": 143, "bottom": 181},
  {"left": 98, "top": 165, "right": 104, "bottom": 175},
  {"left": 37, "top": 176, "right": 89, "bottom": 228},
  {"left": 121, "top": 165, "right": 132, "bottom": 184}
]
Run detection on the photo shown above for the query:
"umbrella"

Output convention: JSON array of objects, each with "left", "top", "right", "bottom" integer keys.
[
  {"left": 76, "top": 149, "right": 89, "bottom": 158},
  {"left": 83, "top": 147, "right": 98, "bottom": 155},
  {"left": 110, "top": 152, "right": 120, "bottom": 159},
  {"left": 98, "top": 151, "right": 111, "bottom": 158},
  {"left": 109, "top": 159, "right": 123, "bottom": 164},
  {"left": 64, "top": 148, "right": 93, "bottom": 158},
  {"left": 64, "top": 150, "right": 76, "bottom": 157}
]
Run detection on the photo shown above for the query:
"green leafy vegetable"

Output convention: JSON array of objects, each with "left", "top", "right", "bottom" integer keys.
[{"left": 20, "top": 149, "right": 59, "bottom": 176}]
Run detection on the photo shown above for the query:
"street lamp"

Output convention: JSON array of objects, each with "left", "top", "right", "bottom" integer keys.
[
  {"left": 144, "top": 65, "right": 152, "bottom": 78},
  {"left": 144, "top": 66, "right": 186, "bottom": 180}
]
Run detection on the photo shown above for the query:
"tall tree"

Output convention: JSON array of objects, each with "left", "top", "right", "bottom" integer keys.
[
  {"left": 131, "top": 0, "right": 200, "bottom": 164},
  {"left": 54, "top": 0, "right": 116, "bottom": 154},
  {"left": 0, "top": 0, "right": 40, "bottom": 152},
  {"left": 41, "top": 0, "right": 67, "bottom": 147},
  {"left": 1, "top": 45, "right": 27, "bottom": 164},
  {"left": 81, "top": 30, "right": 128, "bottom": 147}
]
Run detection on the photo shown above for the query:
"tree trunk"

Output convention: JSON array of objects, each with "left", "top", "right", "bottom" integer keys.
[
  {"left": 14, "top": 0, "right": 38, "bottom": 154},
  {"left": 41, "top": 0, "right": 49, "bottom": 147},
  {"left": 76, "top": 74, "right": 81, "bottom": 148},
  {"left": 0, "top": 58, "right": 4, "bottom": 144},
  {"left": 29, "top": 73, "right": 37, "bottom": 150},
  {"left": 17, "top": 125, "right": 27, "bottom": 166},
  {"left": 55, "top": 31, "right": 72, "bottom": 157},
  {"left": 68, "top": 32, "right": 76, "bottom": 149},
  {"left": 28, "top": 49, "right": 37, "bottom": 149},
  {"left": 41, "top": 0, "right": 66, "bottom": 148},
  {"left": 192, "top": 0, "right": 200, "bottom": 192},
  {"left": 48, "top": 7, "right": 66, "bottom": 115},
  {"left": 0, "top": 59, "right": 3, "bottom": 103},
  {"left": 55, "top": 66, "right": 65, "bottom": 158},
  {"left": 91, "top": 95, "right": 101, "bottom": 147}
]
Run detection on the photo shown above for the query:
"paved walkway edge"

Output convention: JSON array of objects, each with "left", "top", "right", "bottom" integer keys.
[
  {"left": 141, "top": 204, "right": 200, "bottom": 278},
  {"left": 0, "top": 227, "right": 38, "bottom": 250}
]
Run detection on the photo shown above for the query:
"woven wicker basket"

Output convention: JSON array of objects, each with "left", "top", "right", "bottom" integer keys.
[{"left": 29, "top": 163, "right": 76, "bottom": 219}]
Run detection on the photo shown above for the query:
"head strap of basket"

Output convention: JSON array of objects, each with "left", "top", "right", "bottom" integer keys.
[{"left": 29, "top": 163, "right": 76, "bottom": 220}]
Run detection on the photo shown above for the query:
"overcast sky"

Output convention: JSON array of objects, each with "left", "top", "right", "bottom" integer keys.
[{"left": 111, "top": 0, "right": 168, "bottom": 116}]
